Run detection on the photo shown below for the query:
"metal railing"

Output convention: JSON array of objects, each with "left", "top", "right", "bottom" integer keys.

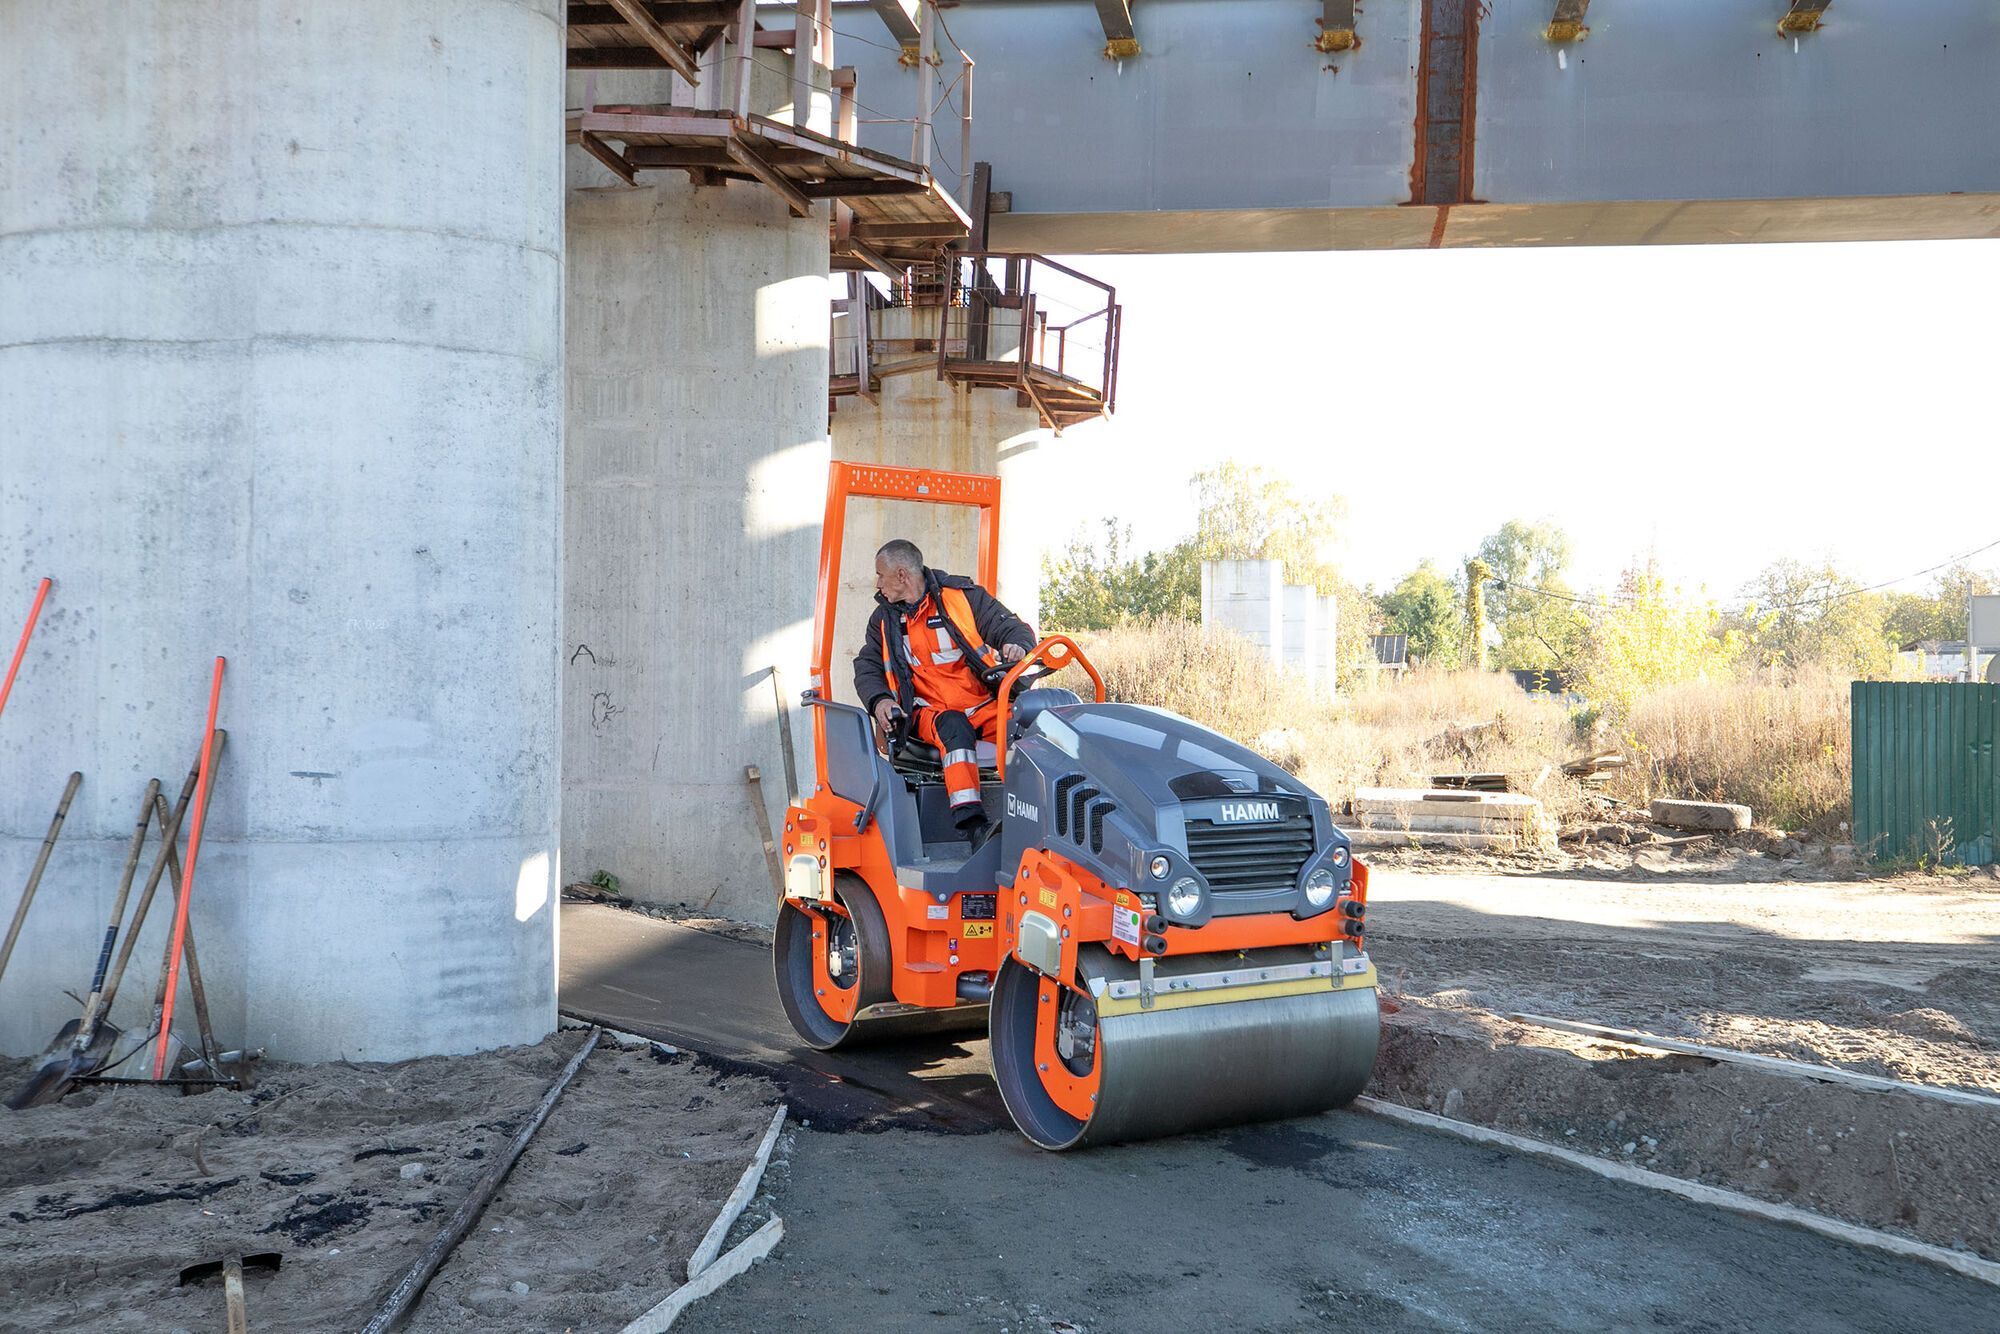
[{"left": 936, "top": 253, "right": 1123, "bottom": 410}]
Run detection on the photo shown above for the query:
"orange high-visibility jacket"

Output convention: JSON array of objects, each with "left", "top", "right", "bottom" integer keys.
[{"left": 855, "top": 568, "right": 1035, "bottom": 717}]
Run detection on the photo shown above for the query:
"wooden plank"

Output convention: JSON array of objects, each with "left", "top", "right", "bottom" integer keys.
[
  {"left": 624, "top": 144, "right": 823, "bottom": 168},
  {"left": 569, "top": 2, "right": 738, "bottom": 27},
  {"left": 569, "top": 47, "right": 688, "bottom": 68},
  {"left": 727, "top": 138, "right": 815, "bottom": 218},
  {"left": 688, "top": 1106, "right": 789, "bottom": 1279},
  {"left": 867, "top": 0, "right": 921, "bottom": 45},
  {"left": 577, "top": 131, "right": 639, "bottom": 185},
  {"left": 798, "top": 177, "right": 926, "bottom": 199},
  {"left": 850, "top": 221, "right": 964, "bottom": 241},
  {"left": 743, "top": 765, "right": 785, "bottom": 898},
  {"left": 577, "top": 109, "right": 730, "bottom": 138},
  {"left": 838, "top": 240, "right": 906, "bottom": 282},
  {"left": 606, "top": 0, "right": 703, "bottom": 81},
  {"left": 623, "top": 145, "right": 732, "bottom": 169},
  {"left": 620, "top": 1217, "right": 786, "bottom": 1334}
]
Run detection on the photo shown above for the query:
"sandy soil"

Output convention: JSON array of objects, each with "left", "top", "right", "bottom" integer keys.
[
  {"left": 1366, "top": 862, "right": 2000, "bottom": 1095},
  {"left": 0, "top": 1029, "right": 779, "bottom": 1333}
]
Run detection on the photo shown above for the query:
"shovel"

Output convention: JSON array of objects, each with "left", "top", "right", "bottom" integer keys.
[
  {"left": 180, "top": 1251, "right": 281, "bottom": 1334},
  {"left": 0, "top": 771, "right": 84, "bottom": 990},
  {"left": 8, "top": 778, "right": 160, "bottom": 1109}
]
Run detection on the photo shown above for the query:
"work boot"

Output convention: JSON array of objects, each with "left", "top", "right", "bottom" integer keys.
[{"left": 954, "top": 809, "right": 990, "bottom": 845}]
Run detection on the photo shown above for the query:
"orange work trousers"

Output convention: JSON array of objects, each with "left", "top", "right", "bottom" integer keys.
[{"left": 914, "top": 698, "right": 999, "bottom": 820}]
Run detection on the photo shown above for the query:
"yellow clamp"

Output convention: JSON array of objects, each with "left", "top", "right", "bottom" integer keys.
[
  {"left": 1543, "top": 20, "right": 1588, "bottom": 41},
  {"left": 1315, "top": 28, "right": 1357, "bottom": 54},
  {"left": 1102, "top": 36, "right": 1141, "bottom": 60}
]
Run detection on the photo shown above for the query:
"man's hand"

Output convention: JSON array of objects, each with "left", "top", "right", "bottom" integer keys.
[
  {"left": 1001, "top": 642, "right": 1028, "bottom": 664},
  {"left": 872, "top": 698, "right": 897, "bottom": 739}
]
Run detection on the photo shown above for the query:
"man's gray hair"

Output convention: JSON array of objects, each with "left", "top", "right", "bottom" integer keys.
[{"left": 877, "top": 539, "right": 924, "bottom": 573}]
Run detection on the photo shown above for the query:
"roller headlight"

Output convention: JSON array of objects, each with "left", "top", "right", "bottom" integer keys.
[
  {"left": 1149, "top": 854, "right": 1171, "bottom": 880},
  {"left": 1303, "top": 868, "right": 1337, "bottom": 908},
  {"left": 1166, "top": 876, "right": 1203, "bottom": 918},
  {"left": 1329, "top": 845, "right": 1350, "bottom": 868}
]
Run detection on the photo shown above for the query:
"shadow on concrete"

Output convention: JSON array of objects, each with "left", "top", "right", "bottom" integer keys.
[{"left": 557, "top": 900, "right": 1006, "bottom": 1133}]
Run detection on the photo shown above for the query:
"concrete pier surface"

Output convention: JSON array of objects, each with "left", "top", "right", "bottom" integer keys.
[
  {"left": 562, "top": 107, "right": 831, "bottom": 928},
  {"left": 0, "top": 0, "right": 566, "bottom": 1060}
]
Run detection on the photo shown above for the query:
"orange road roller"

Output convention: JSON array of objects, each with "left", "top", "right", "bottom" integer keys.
[{"left": 775, "top": 463, "right": 1378, "bottom": 1149}]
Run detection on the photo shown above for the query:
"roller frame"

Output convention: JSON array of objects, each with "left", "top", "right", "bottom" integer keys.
[{"left": 773, "top": 462, "right": 1379, "bottom": 1148}]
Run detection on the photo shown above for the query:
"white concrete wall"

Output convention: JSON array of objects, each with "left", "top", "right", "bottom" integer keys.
[
  {"left": 1281, "top": 584, "right": 1319, "bottom": 686},
  {"left": 1200, "top": 561, "right": 1284, "bottom": 666},
  {"left": 827, "top": 305, "right": 1054, "bottom": 706},
  {"left": 563, "top": 60, "right": 831, "bottom": 927},
  {"left": 0, "top": 1, "right": 566, "bottom": 1060},
  {"left": 1318, "top": 592, "right": 1341, "bottom": 699}
]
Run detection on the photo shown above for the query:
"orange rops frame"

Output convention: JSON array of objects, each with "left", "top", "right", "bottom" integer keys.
[
  {"left": 809, "top": 463, "right": 1002, "bottom": 783},
  {"left": 807, "top": 462, "right": 1106, "bottom": 787}
]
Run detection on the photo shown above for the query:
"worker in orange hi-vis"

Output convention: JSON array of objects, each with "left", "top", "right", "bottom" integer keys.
[{"left": 855, "top": 539, "right": 1035, "bottom": 840}]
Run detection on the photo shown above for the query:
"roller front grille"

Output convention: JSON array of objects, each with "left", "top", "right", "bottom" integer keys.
[{"left": 1183, "top": 813, "right": 1316, "bottom": 894}]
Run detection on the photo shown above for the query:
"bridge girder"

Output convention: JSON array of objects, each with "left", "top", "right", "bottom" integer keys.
[{"left": 821, "top": 0, "right": 1996, "bottom": 254}]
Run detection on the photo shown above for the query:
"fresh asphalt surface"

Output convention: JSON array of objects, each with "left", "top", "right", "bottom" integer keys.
[{"left": 560, "top": 902, "right": 1998, "bottom": 1332}]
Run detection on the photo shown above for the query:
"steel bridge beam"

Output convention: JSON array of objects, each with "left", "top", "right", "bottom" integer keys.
[{"left": 824, "top": 0, "right": 2000, "bottom": 254}]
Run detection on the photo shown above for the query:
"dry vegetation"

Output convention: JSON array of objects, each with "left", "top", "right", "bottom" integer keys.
[
  {"left": 1616, "top": 667, "right": 1852, "bottom": 837},
  {"left": 1068, "top": 620, "right": 1853, "bottom": 837}
]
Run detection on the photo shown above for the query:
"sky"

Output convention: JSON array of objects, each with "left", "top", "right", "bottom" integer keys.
[{"left": 1033, "top": 239, "right": 1998, "bottom": 603}]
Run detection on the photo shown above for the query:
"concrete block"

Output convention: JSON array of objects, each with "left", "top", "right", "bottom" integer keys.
[
  {"left": 1649, "top": 799, "right": 1753, "bottom": 832},
  {"left": 1201, "top": 561, "right": 1283, "bottom": 666},
  {"left": 1281, "top": 583, "right": 1318, "bottom": 686}
]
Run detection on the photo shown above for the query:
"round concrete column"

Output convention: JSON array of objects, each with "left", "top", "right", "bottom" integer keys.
[{"left": 0, "top": 2, "right": 565, "bottom": 1060}]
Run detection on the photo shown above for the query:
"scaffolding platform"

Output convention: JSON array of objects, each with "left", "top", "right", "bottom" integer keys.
[{"left": 568, "top": 106, "right": 971, "bottom": 267}]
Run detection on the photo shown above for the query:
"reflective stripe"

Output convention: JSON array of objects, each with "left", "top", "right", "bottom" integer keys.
[
  {"left": 942, "top": 748, "right": 978, "bottom": 768},
  {"left": 949, "top": 787, "right": 982, "bottom": 807},
  {"left": 930, "top": 646, "right": 964, "bottom": 665}
]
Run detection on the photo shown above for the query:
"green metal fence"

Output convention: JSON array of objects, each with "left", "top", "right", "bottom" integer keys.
[{"left": 1851, "top": 682, "right": 2000, "bottom": 865}]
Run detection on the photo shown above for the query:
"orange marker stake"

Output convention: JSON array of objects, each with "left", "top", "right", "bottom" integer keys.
[
  {"left": 0, "top": 577, "right": 52, "bottom": 722},
  {"left": 153, "top": 656, "right": 227, "bottom": 1079}
]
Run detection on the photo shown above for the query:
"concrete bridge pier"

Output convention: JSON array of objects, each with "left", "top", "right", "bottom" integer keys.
[
  {"left": 562, "top": 66, "right": 833, "bottom": 928},
  {"left": 0, "top": 1, "right": 567, "bottom": 1060}
]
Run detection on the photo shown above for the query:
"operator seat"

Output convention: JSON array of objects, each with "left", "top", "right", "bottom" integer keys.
[{"left": 889, "top": 687, "right": 1081, "bottom": 780}]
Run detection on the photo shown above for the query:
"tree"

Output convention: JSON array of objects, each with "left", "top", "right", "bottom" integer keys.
[
  {"left": 1736, "top": 559, "right": 1893, "bottom": 678},
  {"left": 1464, "top": 557, "right": 1494, "bottom": 671},
  {"left": 1476, "top": 519, "right": 1586, "bottom": 671},
  {"left": 1040, "top": 520, "right": 1200, "bottom": 630},
  {"left": 1880, "top": 565, "right": 2000, "bottom": 648},
  {"left": 1038, "top": 462, "right": 1383, "bottom": 688},
  {"left": 1380, "top": 562, "right": 1462, "bottom": 668},
  {"left": 1576, "top": 564, "right": 1740, "bottom": 722}
]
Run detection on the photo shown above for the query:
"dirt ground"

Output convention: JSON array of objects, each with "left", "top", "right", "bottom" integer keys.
[
  {"left": 0, "top": 1029, "right": 781, "bottom": 1332},
  {"left": 1361, "top": 859, "right": 2000, "bottom": 1260},
  {"left": 1365, "top": 859, "right": 2000, "bottom": 1094}
]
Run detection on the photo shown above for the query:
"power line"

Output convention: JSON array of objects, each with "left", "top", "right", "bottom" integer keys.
[{"left": 1491, "top": 536, "right": 2000, "bottom": 615}]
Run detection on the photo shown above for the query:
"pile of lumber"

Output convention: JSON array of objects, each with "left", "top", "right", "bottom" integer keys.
[
  {"left": 1344, "top": 787, "right": 1553, "bottom": 849},
  {"left": 1562, "top": 753, "right": 1626, "bottom": 787}
]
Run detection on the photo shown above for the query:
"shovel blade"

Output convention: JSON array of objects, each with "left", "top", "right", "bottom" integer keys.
[{"left": 5, "top": 1019, "right": 119, "bottom": 1110}]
